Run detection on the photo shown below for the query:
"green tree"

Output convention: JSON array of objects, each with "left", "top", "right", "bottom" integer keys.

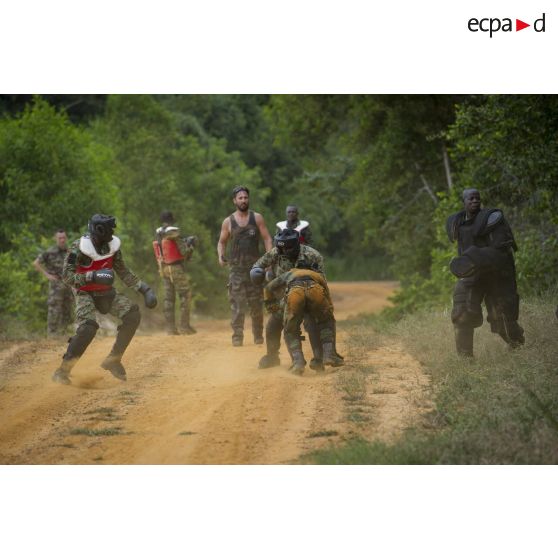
[{"left": 0, "top": 97, "right": 119, "bottom": 251}]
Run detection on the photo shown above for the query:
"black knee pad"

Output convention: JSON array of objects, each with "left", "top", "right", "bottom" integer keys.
[
  {"left": 121, "top": 304, "right": 141, "bottom": 328},
  {"left": 65, "top": 319, "right": 99, "bottom": 360}
]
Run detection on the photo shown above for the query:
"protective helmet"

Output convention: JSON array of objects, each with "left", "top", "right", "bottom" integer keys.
[
  {"left": 160, "top": 210, "right": 175, "bottom": 224},
  {"left": 250, "top": 267, "right": 266, "bottom": 285},
  {"left": 88, "top": 214, "right": 116, "bottom": 243},
  {"left": 274, "top": 228, "right": 300, "bottom": 259}
]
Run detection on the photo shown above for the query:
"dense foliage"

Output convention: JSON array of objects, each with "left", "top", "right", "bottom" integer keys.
[{"left": 0, "top": 94, "right": 556, "bottom": 335}]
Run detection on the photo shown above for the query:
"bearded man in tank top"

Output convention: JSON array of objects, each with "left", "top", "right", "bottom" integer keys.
[{"left": 217, "top": 186, "right": 273, "bottom": 346}]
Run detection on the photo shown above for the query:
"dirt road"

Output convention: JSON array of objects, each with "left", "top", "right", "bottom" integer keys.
[{"left": 0, "top": 281, "right": 430, "bottom": 464}]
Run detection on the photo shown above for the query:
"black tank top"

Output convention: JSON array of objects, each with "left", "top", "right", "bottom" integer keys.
[{"left": 230, "top": 211, "right": 261, "bottom": 269}]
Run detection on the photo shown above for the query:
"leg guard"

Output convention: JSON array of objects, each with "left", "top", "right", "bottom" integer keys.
[
  {"left": 284, "top": 331, "right": 306, "bottom": 373},
  {"left": 451, "top": 278, "right": 484, "bottom": 329},
  {"left": 455, "top": 326, "right": 474, "bottom": 357},
  {"left": 110, "top": 305, "right": 141, "bottom": 357},
  {"left": 304, "top": 314, "right": 323, "bottom": 361},
  {"left": 64, "top": 319, "right": 99, "bottom": 361},
  {"left": 265, "top": 312, "right": 283, "bottom": 356}
]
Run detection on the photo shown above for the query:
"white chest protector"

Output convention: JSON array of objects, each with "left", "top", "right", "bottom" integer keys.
[
  {"left": 276, "top": 220, "right": 309, "bottom": 233},
  {"left": 79, "top": 235, "right": 121, "bottom": 261}
]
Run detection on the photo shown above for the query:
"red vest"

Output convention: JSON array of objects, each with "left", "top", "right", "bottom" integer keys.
[
  {"left": 153, "top": 238, "right": 184, "bottom": 264},
  {"left": 76, "top": 236, "right": 120, "bottom": 292}
]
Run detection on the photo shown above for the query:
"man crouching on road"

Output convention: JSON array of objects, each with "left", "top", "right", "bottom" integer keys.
[
  {"left": 257, "top": 265, "right": 344, "bottom": 374},
  {"left": 51, "top": 214, "right": 157, "bottom": 385}
]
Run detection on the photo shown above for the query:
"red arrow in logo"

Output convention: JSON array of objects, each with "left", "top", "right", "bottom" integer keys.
[{"left": 516, "top": 19, "right": 530, "bottom": 31}]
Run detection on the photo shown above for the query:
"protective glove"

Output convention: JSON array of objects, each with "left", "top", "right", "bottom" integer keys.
[
  {"left": 138, "top": 281, "right": 158, "bottom": 309},
  {"left": 449, "top": 255, "right": 476, "bottom": 278},
  {"left": 264, "top": 299, "right": 281, "bottom": 314},
  {"left": 250, "top": 267, "right": 265, "bottom": 285},
  {"left": 185, "top": 235, "right": 198, "bottom": 248},
  {"left": 85, "top": 269, "right": 114, "bottom": 285}
]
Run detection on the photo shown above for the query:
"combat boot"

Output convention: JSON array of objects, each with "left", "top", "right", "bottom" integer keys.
[
  {"left": 180, "top": 325, "right": 197, "bottom": 335},
  {"left": 309, "top": 358, "right": 325, "bottom": 372},
  {"left": 323, "top": 342, "right": 344, "bottom": 367},
  {"left": 52, "top": 359, "right": 74, "bottom": 385},
  {"left": 258, "top": 353, "right": 280, "bottom": 369},
  {"left": 289, "top": 349, "right": 306, "bottom": 374},
  {"left": 101, "top": 353, "right": 127, "bottom": 381}
]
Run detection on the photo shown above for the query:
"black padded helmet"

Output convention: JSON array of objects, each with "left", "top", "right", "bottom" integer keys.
[
  {"left": 160, "top": 210, "right": 175, "bottom": 224},
  {"left": 88, "top": 214, "right": 116, "bottom": 243},
  {"left": 274, "top": 228, "right": 300, "bottom": 259}
]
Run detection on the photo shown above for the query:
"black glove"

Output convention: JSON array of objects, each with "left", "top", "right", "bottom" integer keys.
[
  {"left": 138, "top": 281, "right": 157, "bottom": 309},
  {"left": 85, "top": 269, "right": 114, "bottom": 285},
  {"left": 250, "top": 267, "right": 265, "bottom": 285},
  {"left": 264, "top": 299, "right": 281, "bottom": 314},
  {"left": 185, "top": 235, "right": 198, "bottom": 248}
]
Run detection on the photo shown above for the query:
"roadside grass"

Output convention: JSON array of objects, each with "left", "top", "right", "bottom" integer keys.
[
  {"left": 69, "top": 427, "right": 124, "bottom": 437},
  {"left": 311, "top": 297, "right": 558, "bottom": 464},
  {"left": 307, "top": 430, "right": 338, "bottom": 438},
  {"left": 85, "top": 407, "right": 122, "bottom": 422}
]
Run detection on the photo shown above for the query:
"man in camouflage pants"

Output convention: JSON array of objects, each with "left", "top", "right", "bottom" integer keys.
[
  {"left": 217, "top": 186, "right": 273, "bottom": 346},
  {"left": 52, "top": 215, "right": 157, "bottom": 385},
  {"left": 154, "top": 211, "right": 197, "bottom": 335},
  {"left": 33, "top": 229, "right": 73, "bottom": 337},
  {"left": 252, "top": 228, "right": 343, "bottom": 370},
  {"left": 263, "top": 267, "right": 343, "bottom": 374}
]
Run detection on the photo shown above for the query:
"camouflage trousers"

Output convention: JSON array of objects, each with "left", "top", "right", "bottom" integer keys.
[
  {"left": 265, "top": 309, "right": 323, "bottom": 360},
  {"left": 75, "top": 290, "right": 135, "bottom": 327},
  {"left": 47, "top": 280, "right": 74, "bottom": 336},
  {"left": 161, "top": 263, "right": 192, "bottom": 331},
  {"left": 228, "top": 268, "right": 264, "bottom": 342},
  {"left": 283, "top": 281, "right": 334, "bottom": 355}
]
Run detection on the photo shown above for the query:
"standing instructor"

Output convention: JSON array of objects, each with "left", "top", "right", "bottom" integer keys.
[{"left": 217, "top": 186, "right": 272, "bottom": 346}]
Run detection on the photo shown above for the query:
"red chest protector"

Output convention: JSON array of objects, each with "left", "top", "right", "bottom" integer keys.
[
  {"left": 152, "top": 240, "right": 184, "bottom": 264},
  {"left": 153, "top": 226, "right": 184, "bottom": 264},
  {"left": 76, "top": 236, "right": 121, "bottom": 292}
]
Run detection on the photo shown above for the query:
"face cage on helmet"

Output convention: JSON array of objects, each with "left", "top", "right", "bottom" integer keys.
[
  {"left": 276, "top": 240, "right": 300, "bottom": 258},
  {"left": 90, "top": 218, "right": 116, "bottom": 241}
]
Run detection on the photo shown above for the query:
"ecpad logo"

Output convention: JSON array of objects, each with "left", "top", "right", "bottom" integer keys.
[{"left": 468, "top": 13, "right": 546, "bottom": 37}]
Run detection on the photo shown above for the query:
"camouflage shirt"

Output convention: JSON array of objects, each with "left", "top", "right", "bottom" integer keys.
[
  {"left": 37, "top": 246, "right": 68, "bottom": 279},
  {"left": 63, "top": 236, "right": 142, "bottom": 290},
  {"left": 253, "top": 244, "right": 324, "bottom": 276}
]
